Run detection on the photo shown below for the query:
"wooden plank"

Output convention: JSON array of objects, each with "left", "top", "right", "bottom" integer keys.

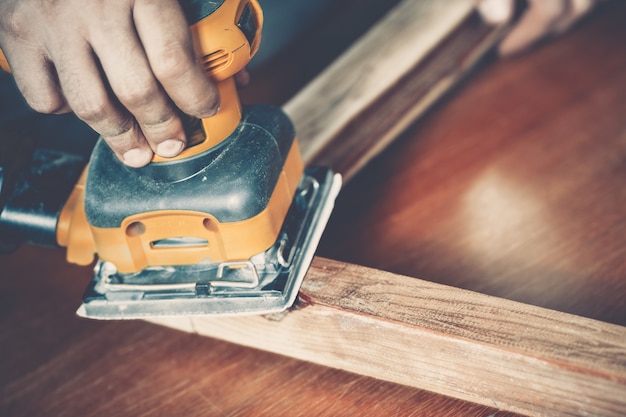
[
  {"left": 151, "top": 257, "right": 626, "bottom": 417},
  {"left": 285, "top": 0, "right": 510, "bottom": 181}
]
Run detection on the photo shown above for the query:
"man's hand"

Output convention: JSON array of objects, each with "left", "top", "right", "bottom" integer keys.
[
  {"left": 0, "top": 0, "right": 220, "bottom": 167},
  {"left": 478, "top": 0, "right": 600, "bottom": 56}
]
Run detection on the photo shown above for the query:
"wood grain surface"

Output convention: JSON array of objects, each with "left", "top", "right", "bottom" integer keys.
[
  {"left": 2, "top": 1, "right": 626, "bottom": 416},
  {"left": 154, "top": 257, "right": 626, "bottom": 417},
  {"left": 285, "top": 0, "right": 480, "bottom": 180}
]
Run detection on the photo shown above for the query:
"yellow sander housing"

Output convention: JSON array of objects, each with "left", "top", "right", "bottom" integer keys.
[{"left": 0, "top": 0, "right": 341, "bottom": 319}]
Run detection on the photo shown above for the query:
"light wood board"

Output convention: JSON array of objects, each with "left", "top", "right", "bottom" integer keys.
[
  {"left": 152, "top": 257, "right": 626, "bottom": 417},
  {"left": 285, "top": 0, "right": 507, "bottom": 182}
]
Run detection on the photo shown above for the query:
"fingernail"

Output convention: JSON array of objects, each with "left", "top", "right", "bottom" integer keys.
[
  {"left": 157, "top": 139, "right": 185, "bottom": 158},
  {"left": 123, "top": 148, "right": 152, "bottom": 167}
]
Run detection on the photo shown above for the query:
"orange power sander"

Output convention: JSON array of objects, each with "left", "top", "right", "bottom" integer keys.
[{"left": 0, "top": 0, "right": 341, "bottom": 319}]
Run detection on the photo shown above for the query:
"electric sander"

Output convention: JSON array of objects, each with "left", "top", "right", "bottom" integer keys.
[{"left": 0, "top": 0, "right": 341, "bottom": 319}]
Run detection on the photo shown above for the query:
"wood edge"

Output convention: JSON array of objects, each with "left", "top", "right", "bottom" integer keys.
[
  {"left": 285, "top": 0, "right": 478, "bottom": 164},
  {"left": 150, "top": 258, "right": 626, "bottom": 417},
  {"left": 287, "top": 6, "right": 513, "bottom": 180}
]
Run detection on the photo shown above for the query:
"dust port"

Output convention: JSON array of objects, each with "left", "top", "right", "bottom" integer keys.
[{"left": 126, "top": 221, "right": 146, "bottom": 237}]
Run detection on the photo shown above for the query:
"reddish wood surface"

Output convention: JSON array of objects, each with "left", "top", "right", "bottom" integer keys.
[
  {"left": 319, "top": 2, "right": 626, "bottom": 328},
  {"left": 2, "top": 2, "right": 625, "bottom": 416}
]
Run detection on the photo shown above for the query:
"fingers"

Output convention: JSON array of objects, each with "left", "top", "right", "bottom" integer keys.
[
  {"left": 90, "top": 0, "right": 220, "bottom": 163},
  {"left": 551, "top": 0, "right": 596, "bottom": 35},
  {"left": 133, "top": 0, "right": 220, "bottom": 119},
  {"left": 88, "top": 4, "right": 183, "bottom": 163},
  {"left": 91, "top": 0, "right": 219, "bottom": 165},
  {"left": 0, "top": 0, "right": 220, "bottom": 168},
  {"left": 477, "top": 0, "right": 599, "bottom": 57},
  {"left": 4, "top": 47, "right": 71, "bottom": 115},
  {"left": 499, "top": 0, "right": 569, "bottom": 56},
  {"left": 53, "top": 35, "right": 153, "bottom": 167},
  {"left": 477, "top": 0, "right": 515, "bottom": 25},
  {"left": 0, "top": 1, "right": 70, "bottom": 114}
]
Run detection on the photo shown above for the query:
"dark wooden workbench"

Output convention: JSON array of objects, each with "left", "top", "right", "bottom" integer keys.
[{"left": 2, "top": 2, "right": 625, "bottom": 416}]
